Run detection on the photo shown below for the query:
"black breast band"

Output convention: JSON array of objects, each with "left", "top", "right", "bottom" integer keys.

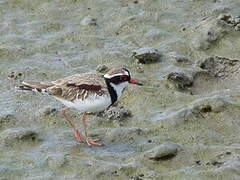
[{"left": 104, "top": 78, "right": 118, "bottom": 107}]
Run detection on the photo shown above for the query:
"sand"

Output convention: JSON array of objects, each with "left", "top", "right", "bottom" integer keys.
[{"left": 1, "top": 0, "right": 240, "bottom": 179}]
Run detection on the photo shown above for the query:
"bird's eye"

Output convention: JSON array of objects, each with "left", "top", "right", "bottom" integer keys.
[{"left": 120, "top": 75, "right": 128, "bottom": 81}]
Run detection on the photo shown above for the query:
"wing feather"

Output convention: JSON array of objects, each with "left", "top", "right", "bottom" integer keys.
[{"left": 47, "top": 72, "right": 107, "bottom": 101}]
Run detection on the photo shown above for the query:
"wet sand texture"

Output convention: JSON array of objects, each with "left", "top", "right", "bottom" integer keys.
[{"left": 1, "top": 0, "right": 240, "bottom": 179}]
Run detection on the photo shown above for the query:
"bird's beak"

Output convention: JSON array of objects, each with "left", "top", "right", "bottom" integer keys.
[{"left": 129, "top": 78, "right": 143, "bottom": 86}]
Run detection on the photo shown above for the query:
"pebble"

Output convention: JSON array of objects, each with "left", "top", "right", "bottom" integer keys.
[
  {"left": 132, "top": 47, "right": 161, "bottom": 64},
  {"left": 168, "top": 52, "right": 191, "bottom": 64},
  {"left": 144, "top": 142, "right": 180, "bottom": 161},
  {"left": 8, "top": 71, "right": 23, "bottom": 80},
  {"left": 0, "top": 127, "right": 39, "bottom": 146},
  {"left": 0, "top": 113, "right": 17, "bottom": 128},
  {"left": 235, "top": 24, "right": 240, "bottom": 31},
  {"left": 96, "top": 64, "right": 109, "bottom": 73},
  {"left": 217, "top": 14, "right": 240, "bottom": 31},
  {"left": 42, "top": 107, "right": 57, "bottom": 117},
  {"left": 199, "top": 56, "right": 239, "bottom": 78},
  {"left": 167, "top": 72, "right": 193, "bottom": 90},
  {"left": 218, "top": 14, "right": 233, "bottom": 23},
  {"left": 99, "top": 106, "right": 132, "bottom": 121},
  {"left": 234, "top": 17, "right": 240, "bottom": 24},
  {"left": 81, "top": 16, "right": 97, "bottom": 26},
  {"left": 191, "top": 97, "right": 228, "bottom": 114}
]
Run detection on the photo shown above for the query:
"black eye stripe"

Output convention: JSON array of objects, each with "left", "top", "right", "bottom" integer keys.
[
  {"left": 120, "top": 75, "right": 129, "bottom": 81},
  {"left": 110, "top": 75, "right": 130, "bottom": 84},
  {"left": 110, "top": 76, "right": 121, "bottom": 84}
]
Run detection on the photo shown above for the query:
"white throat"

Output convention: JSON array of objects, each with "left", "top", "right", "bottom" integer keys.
[{"left": 110, "top": 82, "right": 129, "bottom": 99}]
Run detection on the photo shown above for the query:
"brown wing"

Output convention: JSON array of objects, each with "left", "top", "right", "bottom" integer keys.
[{"left": 47, "top": 72, "right": 108, "bottom": 101}]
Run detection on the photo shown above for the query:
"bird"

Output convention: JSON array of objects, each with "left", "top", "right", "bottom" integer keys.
[{"left": 16, "top": 67, "right": 142, "bottom": 146}]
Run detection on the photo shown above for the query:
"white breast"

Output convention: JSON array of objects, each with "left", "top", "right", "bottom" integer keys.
[
  {"left": 110, "top": 81, "right": 129, "bottom": 98},
  {"left": 54, "top": 94, "right": 112, "bottom": 113}
]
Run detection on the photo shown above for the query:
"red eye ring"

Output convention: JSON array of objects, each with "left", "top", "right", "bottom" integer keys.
[{"left": 120, "top": 75, "right": 128, "bottom": 81}]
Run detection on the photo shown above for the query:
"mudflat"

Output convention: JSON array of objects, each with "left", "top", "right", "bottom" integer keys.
[{"left": 1, "top": 0, "right": 240, "bottom": 179}]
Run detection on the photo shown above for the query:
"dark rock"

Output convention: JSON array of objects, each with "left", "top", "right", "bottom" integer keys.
[
  {"left": 132, "top": 47, "right": 161, "bottom": 64},
  {"left": 195, "top": 160, "right": 202, "bottom": 165},
  {"left": 218, "top": 14, "right": 233, "bottom": 24},
  {"left": 8, "top": 71, "right": 23, "bottom": 80},
  {"left": 0, "top": 127, "right": 39, "bottom": 146},
  {"left": 42, "top": 107, "right": 57, "bottom": 117},
  {"left": 199, "top": 56, "right": 240, "bottom": 78},
  {"left": 0, "top": 113, "right": 17, "bottom": 128},
  {"left": 191, "top": 97, "right": 228, "bottom": 115},
  {"left": 144, "top": 142, "right": 180, "bottom": 161},
  {"left": 207, "top": 160, "right": 224, "bottom": 167},
  {"left": 199, "top": 104, "right": 212, "bottom": 113},
  {"left": 218, "top": 14, "right": 240, "bottom": 28},
  {"left": 167, "top": 72, "right": 193, "bottom": 90}
]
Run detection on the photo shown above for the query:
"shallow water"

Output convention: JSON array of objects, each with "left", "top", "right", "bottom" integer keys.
[{"left": 1, "top": 0, "right": 240, "bottom": 179}]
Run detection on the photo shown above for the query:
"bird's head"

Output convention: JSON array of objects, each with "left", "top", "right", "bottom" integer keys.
[{"left": 104, "top": 67, "right": 142, "bottom": 97}]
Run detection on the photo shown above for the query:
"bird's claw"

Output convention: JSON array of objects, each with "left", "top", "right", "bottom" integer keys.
[{"left": 86, "top": 138, "right": 103, "bottom": 146}]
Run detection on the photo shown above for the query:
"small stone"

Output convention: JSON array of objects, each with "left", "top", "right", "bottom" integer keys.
[
  {"left": 167, "top": 72, "right": 193, "bottom": 90},
  {"left": 8, "top": 71, "right": 23, "bottom": 80},
  {"left": 81, "top": 16, "right": 97, "bottom": 26},
  {"left": 192, "top": 103, "right": 213, "bottom": 114},
  {"left": 136, "top": 66, "right": 144, "bottom": 73},
  {"left": 199, "top": 56, "right": 239, "bottom": 78},
  {"left": 96, "top": 64, "right": 109, "bottom": 73},
  {"left": 182, "top": 27, "right": 186, "bottom": 31},
  {"left": 195, "top": 160, "right": 202, "bottom": 165},
  {"left": 0, "top": 128, "right": 39, "bottom": 146},
  {"left": 234, "top": 17, "right": 240, "bottom": 24},
  {"left": 132, "top": 47, "right": 161, "bottom": 64},
  {"left": 218, "top": 14, "right": 232, "bottom": 23},
  {"left": 168, "top": 52, "right": 191, "bottom": 64},
  {"left": 99, "top": 106, "right": 132, "bottom": 121},
  {"left": 235, "top": 24, "right": 240, "bottom": 31},
  {"left": 144, "top": 142, "right": 180, "bottom": 161},
  {"left": 209, "top": 160, "right": 224, "bottom": 167},
  {"left": 42, "top": 107, "right": 57, "bottom": 117},
  {"left": 0, "top": 113, "right": 17, "bottom": 128}
]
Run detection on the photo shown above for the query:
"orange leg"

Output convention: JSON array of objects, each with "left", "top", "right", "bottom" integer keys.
[
  {"left": 81, "top": 112, "right": 103, "bottom": 146},
  {"left": 60, "top": 107, "right": 84, "bottom": 143}
]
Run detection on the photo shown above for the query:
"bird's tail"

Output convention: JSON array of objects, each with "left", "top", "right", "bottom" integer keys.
[{"left": 16, "top": 81, "right": 53, "bottom": 94}]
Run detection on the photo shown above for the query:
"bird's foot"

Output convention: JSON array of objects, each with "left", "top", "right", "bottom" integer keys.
[
  {"left": 86, "top": 138, "right": 103, "bottom": 146},
  {"left": 73, "top": 129, "right": 84, "bottom": 143}
]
